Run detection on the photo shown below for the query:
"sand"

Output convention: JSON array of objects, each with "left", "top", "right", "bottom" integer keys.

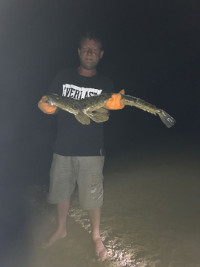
[{"left": 1, "top": 132, "right": 200, "bottom": 267}]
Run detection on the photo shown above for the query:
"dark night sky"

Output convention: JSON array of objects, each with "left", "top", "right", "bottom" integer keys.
[{"left": 1, "top": 0, "right": 200, "bottom": 185}]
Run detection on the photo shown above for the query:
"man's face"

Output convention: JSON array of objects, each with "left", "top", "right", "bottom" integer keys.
[{"left": 78, "top": 38, "right": 104, "bottom": 70}]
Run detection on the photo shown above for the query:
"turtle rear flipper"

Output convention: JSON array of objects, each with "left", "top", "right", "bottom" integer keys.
[
  {"left": 86, "top": 108, "right": 110, "bottom": 123},
  {"left": 75, "top": 112, "right": 91, "bottom": 125}
]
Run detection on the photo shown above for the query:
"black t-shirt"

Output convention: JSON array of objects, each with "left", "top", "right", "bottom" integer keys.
[{"left": 48, "top": 68, "right": 114, "bottom": 156}]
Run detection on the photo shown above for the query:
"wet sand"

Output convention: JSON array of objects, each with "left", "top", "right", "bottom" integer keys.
[
  {"left": 1, "top": 132, "right": 200, "bottom": 267},
  {"left": 27, "top": 187, "right": 107, "bottom": 267}
]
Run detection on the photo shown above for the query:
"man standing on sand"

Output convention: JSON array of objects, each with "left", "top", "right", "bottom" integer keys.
[{"left": 38, "top": 32, "right": 124, "bottom": 260}]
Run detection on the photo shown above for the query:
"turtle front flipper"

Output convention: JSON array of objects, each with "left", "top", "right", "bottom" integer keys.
[
  {"left": 75, "top": 112, "right": 91, "bottom": 125},
  {"left": 86, "top": 108, "right": 110, "bottom": 123}
]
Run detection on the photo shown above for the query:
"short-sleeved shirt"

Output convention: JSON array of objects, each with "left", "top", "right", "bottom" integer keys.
[{"left": 48, "top": 68, "right": 114, "bottom": 156}]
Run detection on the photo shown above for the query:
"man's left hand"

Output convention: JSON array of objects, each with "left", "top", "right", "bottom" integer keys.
[{"left": 104, "top": 90, "right": 125, "bottom": 110}]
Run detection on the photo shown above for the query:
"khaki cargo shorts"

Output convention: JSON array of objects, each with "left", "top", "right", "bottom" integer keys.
[{"left": 48, "top": 154, "right": 105, "bottom": 210}]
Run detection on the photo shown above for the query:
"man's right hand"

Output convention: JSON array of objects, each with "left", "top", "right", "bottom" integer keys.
[{"left": 38, "top": 95, "right": 57, "bottom": 114}]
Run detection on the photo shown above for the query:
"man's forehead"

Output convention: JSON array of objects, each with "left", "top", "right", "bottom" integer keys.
[{"left": 80, "top": 38, "right": 101, "bottom": 48}]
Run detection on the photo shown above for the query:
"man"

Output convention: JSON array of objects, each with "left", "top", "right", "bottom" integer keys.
[{"left": 38, "top": 32, "right": 124, "bottom": 260}]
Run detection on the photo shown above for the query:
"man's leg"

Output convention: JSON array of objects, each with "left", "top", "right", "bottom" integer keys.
[
  {"left": 77, "top": 156, "right": 106, "bottom": 259},
  {"left": 43, "top": 200, "right": 70, "bottom": 248},
  {"left": 45, "top": 155, "right": 75, "bottom": 248},
  {"left": 89, "top": 207, "right": 107, "bottom": 260}
]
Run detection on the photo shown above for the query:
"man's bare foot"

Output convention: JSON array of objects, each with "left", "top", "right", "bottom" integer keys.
[
  {"left": 42, "top": 230, "right": 67, "bottom": 249},
  {"left": 94, "top": 238, "right": 108, "bottom": 261}
]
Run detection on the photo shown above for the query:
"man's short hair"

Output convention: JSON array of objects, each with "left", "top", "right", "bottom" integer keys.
[{"left": 79, "top": 32, "right": 103, "bottom": 51}]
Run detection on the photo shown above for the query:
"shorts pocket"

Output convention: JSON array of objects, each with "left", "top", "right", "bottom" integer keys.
[{"left": 90, "top": 175, "right": 103, "bottom": 200}]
